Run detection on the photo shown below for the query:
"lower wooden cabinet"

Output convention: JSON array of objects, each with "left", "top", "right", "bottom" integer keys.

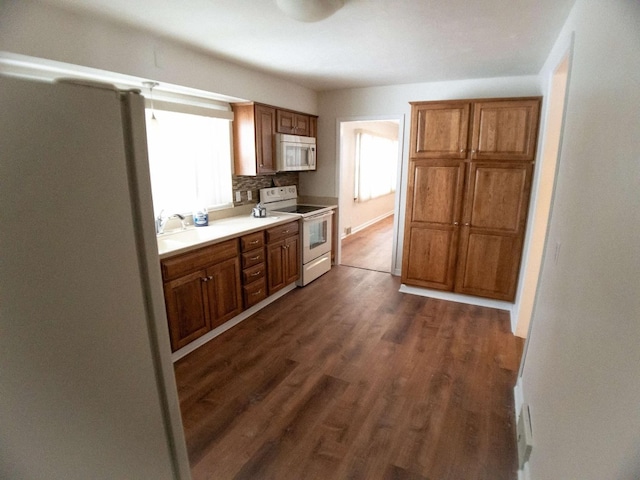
[
  {"left": 161, "top": 239, "right": 242, "bottom": 352},
  {"left": 266, "top": 221, "right": 300, "bottom": 295},
  {"left": 160, "top": 221, "right": 302, "bottom": 352},
  {"left": 240, "top": 231, "right": 267, "bottom": 308}
]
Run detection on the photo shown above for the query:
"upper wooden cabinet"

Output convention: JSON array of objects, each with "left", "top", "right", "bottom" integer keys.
[
  {"left": 471, "top": 99, "right": 540, "bottom": 161},
  {"left": 232, "top": 103, "right": 277, "bottom": 176},
  {"left": 232, "top": 102, "right": 318, "bottom": 176},
  {"left": 410, "top": 102, "right": 470, "bottom": 159},
  {"left": 276, "top": 110, "right": 312, "bottom": 136},
  {"left": 402, "top": 97, "right": 541, "bottom": 301}
]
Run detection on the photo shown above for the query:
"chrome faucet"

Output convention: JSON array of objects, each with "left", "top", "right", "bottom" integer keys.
[{"left": 155, "top": 210, "right": 186, "bottom": 234}]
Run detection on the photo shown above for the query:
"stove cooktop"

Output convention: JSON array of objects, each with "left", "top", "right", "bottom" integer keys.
[{"left": 273, "top": 204, "right": 328, "bottom": 214}]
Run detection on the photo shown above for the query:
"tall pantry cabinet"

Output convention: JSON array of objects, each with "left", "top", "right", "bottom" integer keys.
[{"left": 401, "top": 98, "right": 541, "bottom": 301}]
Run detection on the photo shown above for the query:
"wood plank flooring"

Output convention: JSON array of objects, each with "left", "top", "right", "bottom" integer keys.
[
  {"left": 341, "top": 215, "right": 394, "bottom": 273},
  {"left": 174, "top": 266, "right": 522, "bottom": 480}
]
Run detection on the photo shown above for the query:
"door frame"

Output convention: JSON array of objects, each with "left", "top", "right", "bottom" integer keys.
[{"left": 335, "top": 115, "right": 406, "bottom": 274}]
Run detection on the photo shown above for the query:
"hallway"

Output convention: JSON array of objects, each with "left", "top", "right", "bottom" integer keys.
[{"left": 340, "top": 215, "right": 394, "bottom": 273}]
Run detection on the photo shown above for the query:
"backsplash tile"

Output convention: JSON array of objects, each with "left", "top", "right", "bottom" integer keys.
[{"left": 232, "top": 172, "right": 299, "bottom": 206}]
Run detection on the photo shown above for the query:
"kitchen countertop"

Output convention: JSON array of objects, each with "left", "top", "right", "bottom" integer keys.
[{"left": 156, "top": 213, "right": 300, "bottom": 259}]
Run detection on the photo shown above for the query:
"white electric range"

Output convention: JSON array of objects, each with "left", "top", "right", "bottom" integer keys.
[{"left": 260, "top": 186, "right": 334, "bottom": 286}]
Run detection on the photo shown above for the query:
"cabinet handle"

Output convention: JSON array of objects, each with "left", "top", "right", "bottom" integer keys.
[
  {"left": 249, "top": 240, "right": 259, "bottom": 245},
  {"left": 251, "top": 289, "right": 262, "bottom": 296},
  {"left": 250, "top": 255, "right": 260, "bottom": 260},
  {"left": 283, "top": 229, "right": 290, "bottom": 234},
  {"left": 250, "top": 270, "right": 262, "bottom": 277}
]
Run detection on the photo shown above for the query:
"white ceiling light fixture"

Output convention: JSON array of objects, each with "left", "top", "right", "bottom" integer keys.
[{"left": 275, "top": 0, "right": 345, "bottom": 22}]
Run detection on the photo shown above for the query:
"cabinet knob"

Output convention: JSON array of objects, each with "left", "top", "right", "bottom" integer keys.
[
  {"left": 208, "top": 275, "right": 214, "bottom": 280},
  {"left": 465, "top": 222, "right": 470, "bottom": 226},
  {"left": 201, "top": 277, "right": 209, "bottom": 282},
  {"left": 471, "top": 149, "right": 476, "bottom": 154},
  {"left": 454, "top": 222, "right": 459, "bottom": 226},
  {"left": 459, "top": 149, "right": 465, "bottom": 153}
]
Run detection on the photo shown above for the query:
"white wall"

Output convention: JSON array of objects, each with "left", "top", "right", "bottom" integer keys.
[
  {"left": 521, "top": 0, "right": 640, "bottom": 478},
  {"left": 339, "top": 120, "right": 397, "bottom": 236},
  {"left": 0, "top": 0, "right": 317, "bottom": 114}
]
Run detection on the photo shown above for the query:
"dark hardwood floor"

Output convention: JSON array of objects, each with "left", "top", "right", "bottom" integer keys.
[
  {"left": 341, "top": 215, "right": 394, "bottom": 273},
  {"left": 174, "top": 266, "right": 522, "bottom": 480}
]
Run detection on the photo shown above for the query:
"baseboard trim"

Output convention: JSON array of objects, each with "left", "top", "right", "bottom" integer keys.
[
  {"left": 398, "top": 284, "right": 513, "bottom": 312},
  {"left": 170, "top": 283, "right": 297, "bottom": 362},
  {"left": 341, "top": 211, "right": 394, "bottom": 239}
]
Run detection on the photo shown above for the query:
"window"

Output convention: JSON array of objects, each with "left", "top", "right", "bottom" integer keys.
[
  {"left": 145, "top": 108, "right": 233, "bottom": 216},
  {"left": 354, "top": 130, "right": 399, "bottom": 202}
]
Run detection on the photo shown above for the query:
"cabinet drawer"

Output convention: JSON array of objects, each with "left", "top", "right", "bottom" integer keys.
[
  {"left": 161, "top": 239, "right": 239, "bottom": 281},
  {"left": 242, "top": 262, "right": 266, "bottom": 284},
  {"left": 241, "top": 248, "right": 265, "bottom": 268},
  {"left": 243, "top": 278, "right": 267, "bottom": 308},
  {"left": 266, "top": 221, "right": 299, "bottom": 243},
  {"left": 240, "top": 231, "right": 264, "bottom": 251}
]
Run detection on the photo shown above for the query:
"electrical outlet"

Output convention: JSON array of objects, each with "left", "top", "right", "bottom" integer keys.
[
  {"left": 247, "top": 190, "right": 252, "bottom": 201},
  {"left": 517, "top": 404, "right": 533, "bottom": 469},
  {"left": 235, "top": 191, "right": 241, "bottom": 202}
]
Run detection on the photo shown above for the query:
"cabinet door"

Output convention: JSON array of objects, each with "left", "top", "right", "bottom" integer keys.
[
  {"left": 401, "top": 159, "right": 466, "bottom": 290},
  {"left": 283, "top": 235, "right": 300, "bottom": 285},
  {"left": 266, "top": 239, "right": 286, "bottom": 294},
  {"left": 205, "top": 257, "right": 243, "bottom": 329},
  {"left": 410, "top": 102, "right": 470, "bottom": 159},
  {"left": 255, "top": 104, "right": 277, "bottom": 175},
  {"left": 277, "top": 110, "right": 310, "bottom": 136},
  {"left": 470, "top": 99, "right": 540, "bottom": 161},
  {"left": 455, "top": 162, "right": 533, "bottom": 300},
  {"left": 164, "top": 270, "right": 210, "bottom": 351}
]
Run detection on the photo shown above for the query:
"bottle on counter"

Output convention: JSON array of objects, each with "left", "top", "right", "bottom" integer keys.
[{"left": 193, "top": 206, "right": 209, "bottom": 227}]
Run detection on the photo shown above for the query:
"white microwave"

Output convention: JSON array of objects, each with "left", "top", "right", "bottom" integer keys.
[{"left": 276, "top": 133, "right": 316, "bottom": 172}]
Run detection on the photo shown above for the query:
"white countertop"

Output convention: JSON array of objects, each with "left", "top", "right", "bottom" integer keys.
[{"left": 156, "top": 213, "right": 300, "bottom": 259}]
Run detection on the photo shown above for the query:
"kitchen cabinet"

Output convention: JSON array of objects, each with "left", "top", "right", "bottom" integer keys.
[
  {"left": 240, "top": 230, "right": 267, "bottom": 308},
  {"left": 232, "top": 103, "right": 277, "bottom": 176},
  {"left": 410, "top": 101, "right": 470, "bottom": 159},
  {"left": 161, "top": 239, "right": 242, "bottom": 351},
  {"left": 232, "top": 102, "right": 318, "bottom": 176},
  {"left": 276, "top": 109, "right": 311, "bottom": 136},
  {"left": 402, "top": 97, "right": 541, "bottom": 301},
  {"left": 266, "top": 220, "right": 300, "bottom": 295}
]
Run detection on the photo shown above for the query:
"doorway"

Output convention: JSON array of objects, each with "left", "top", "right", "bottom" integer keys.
[
  {"left": 517, "top": 44, "right": 573, "bottom": 378},
  {"left": 337, "top": 118, "right": 403, "bottom": 274}
]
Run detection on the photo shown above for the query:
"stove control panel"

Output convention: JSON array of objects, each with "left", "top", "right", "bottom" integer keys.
[{"left": 260, "top": 186, "right": 298, "bottom": 204}]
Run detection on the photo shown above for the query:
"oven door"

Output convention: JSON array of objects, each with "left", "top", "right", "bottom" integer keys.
[{"left": 302, "top": 210, "right": 333, "bottom": 264}]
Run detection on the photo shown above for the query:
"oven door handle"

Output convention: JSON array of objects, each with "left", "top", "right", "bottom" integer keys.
[{"left": 303, "top": 210, "right": 334, "bottom": 223}]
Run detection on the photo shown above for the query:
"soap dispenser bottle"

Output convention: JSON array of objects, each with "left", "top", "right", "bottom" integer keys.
[{"left": 193, "top": 206, "right": 209, "bottom": 227}]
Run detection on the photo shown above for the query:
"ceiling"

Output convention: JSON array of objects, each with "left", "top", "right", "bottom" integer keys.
[{"left": 41, "top": 0, "right": 576, "bottom": 92}]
